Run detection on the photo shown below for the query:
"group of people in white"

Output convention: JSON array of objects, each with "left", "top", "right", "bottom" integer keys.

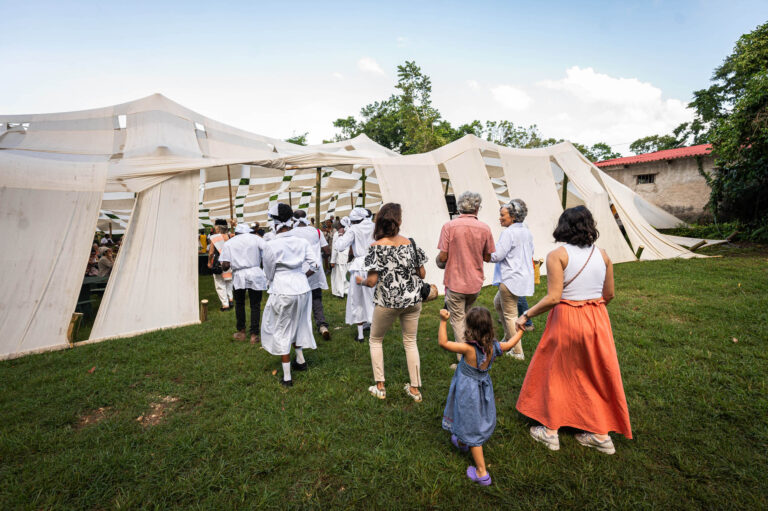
[{"left": 205, "top": 191, "right": 631, "bottom": 485}]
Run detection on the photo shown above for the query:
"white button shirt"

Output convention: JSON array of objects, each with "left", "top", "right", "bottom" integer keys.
[
  {"left": 335, "top": 219, "right": 374, "bottom": 271},
  {"left": 219, "top": 233, "right": 268, "bottom": 290},
  {"left": 262, "top": 231, "right": 318, "bottom": 295},
  {"left": 490, "top": 222, "right": 535, "bottom": 297}
]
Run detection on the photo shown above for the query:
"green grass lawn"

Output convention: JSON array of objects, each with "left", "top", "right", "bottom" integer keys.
[{"left": 2, "top": 244, "right": 767, "bottom": 509}]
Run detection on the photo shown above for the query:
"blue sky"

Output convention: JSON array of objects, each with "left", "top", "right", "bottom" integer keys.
[{"left": 1, "top": 1, "right": 766, "bottom": 153}]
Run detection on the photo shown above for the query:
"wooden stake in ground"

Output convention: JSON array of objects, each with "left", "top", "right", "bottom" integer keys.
[
  {"left": 200, "top": 299, "right": 209, "bottom": 322},
  {"left": 226, "top": 165, "right": 235, "bottom": 230}
]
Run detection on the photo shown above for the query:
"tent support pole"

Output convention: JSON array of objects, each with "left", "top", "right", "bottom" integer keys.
[
  {"left": 288, "top": 192, "right": 292, "bottom": 207},
  {"left": 316, "top": 167, "right": 322, "bottom": 223},
  {"left": 109, "top": 223, "right": 112, "bottom": 239},
  {"left": 226, "top": 165, "right": 235, "bottom": 229},
  {"left": 361, "top": 168, "right": 366, "bottom": 208},
  {"left": 561, "top": 174, "right": 569, "bottom": 209}
]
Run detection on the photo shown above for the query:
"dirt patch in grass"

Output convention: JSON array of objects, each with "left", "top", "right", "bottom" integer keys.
[
  {"left": 136, "top": 396, "right": 179, "bottom": 427},
  {"left": 75, "top": 406, "right": 112, "bottom": 430}
]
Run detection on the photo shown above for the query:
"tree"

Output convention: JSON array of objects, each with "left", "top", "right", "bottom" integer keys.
[
  {"left": 285, "top": 132, "right": 308, "bottom": 146},
  {"left": 690, "top": 22, "right": 768, "bottom": 235},
  {"left": 629, "top": 134, "right": 681, "bottom": 155}
]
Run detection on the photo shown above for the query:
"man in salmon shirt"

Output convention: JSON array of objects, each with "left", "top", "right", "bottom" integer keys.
[{"left": 437, "top": 191, "right": 495, "bottom": 363}]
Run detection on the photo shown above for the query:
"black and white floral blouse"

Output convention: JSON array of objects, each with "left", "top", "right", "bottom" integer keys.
[{"left": 364, "top": 243, "right": 428, "bottom": 308}]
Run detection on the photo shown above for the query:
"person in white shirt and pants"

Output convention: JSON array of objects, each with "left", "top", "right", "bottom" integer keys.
[
  {"left": 330, "top": 220, "right": 350, "bottom": 298},
  {"left": 335, "top": 208, "right": 375, "bottom": 342}
]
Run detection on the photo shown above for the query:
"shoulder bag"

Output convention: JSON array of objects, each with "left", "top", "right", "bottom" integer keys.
[{"left": 408, "top": 238, "right": 437, "bottom": 302}]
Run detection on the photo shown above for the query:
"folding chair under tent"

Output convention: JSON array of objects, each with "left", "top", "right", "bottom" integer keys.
[{"left": 0, "top": 94, "right": 696, "bottom": 360}]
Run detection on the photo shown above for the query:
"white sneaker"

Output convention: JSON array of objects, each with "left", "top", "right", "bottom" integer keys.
[
  {"left": 575, "top": 432, "right": 615, "bottom": 454},
  {"left": 529, "top": 425, "right": 560, "bottom": 451}
]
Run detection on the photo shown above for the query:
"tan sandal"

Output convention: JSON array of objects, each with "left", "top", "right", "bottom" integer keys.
[
  {"left": 404, "top": 384, "right": 422, "bottom": 402},
  {"left": 368, "top": 385, "right": 386, "bottom": 399}
]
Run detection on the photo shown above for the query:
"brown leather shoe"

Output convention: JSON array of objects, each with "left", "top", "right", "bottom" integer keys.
[
  {"left": 232, "top": 331, "right": 246, "bottom": 341},
  {"left": 250, "top": 334, "right": 260, "bottom": 344}
]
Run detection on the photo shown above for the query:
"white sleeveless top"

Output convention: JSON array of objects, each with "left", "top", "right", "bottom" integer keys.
[{"left": 561, "top": 244, "right": 606, "bottom": 300}]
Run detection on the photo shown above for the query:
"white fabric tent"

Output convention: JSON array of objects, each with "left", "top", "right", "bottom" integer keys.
[{"left": 1, "top": 94, "right": 694, "bottom": 360}]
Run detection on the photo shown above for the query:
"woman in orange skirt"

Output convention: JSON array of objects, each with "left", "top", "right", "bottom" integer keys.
[{"left": 514, "top": 206, "right": 631, "bottom": 454}]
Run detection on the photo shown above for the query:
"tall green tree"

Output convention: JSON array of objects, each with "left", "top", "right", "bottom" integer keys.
[
  {"left": 690, "top": 22, "right": 768, "bottom": 235},
  {"left": 285, "top": 132, "right": 308, "bottom": 146}
]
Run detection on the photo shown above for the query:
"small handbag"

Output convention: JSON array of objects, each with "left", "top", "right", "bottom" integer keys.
[{"left": 408, "top": 238, "right": 437, "bottom": 302}]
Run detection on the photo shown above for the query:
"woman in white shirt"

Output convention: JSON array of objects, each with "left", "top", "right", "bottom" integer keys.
[
  {"left": 261, "top": 203, "right": 320, "bottom": 387},
  {"left": 330, "top": 220, "right": 350, "bottom": 298},
  {"left": 335, "top": 208, "right": 375, "bottom": 342},
  {"left": 489, "top": 199, "right": 534, "bottom": 360}
]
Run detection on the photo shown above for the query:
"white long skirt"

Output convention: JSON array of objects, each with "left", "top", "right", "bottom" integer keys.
[
  {"left": 331, "top": 262, "right": 350, "bottom": 297},
  {"left": 212, "top": 273, "right": 233, "bottom": 307},
  {"left": 345, "top": 270, "right": 375, "bottom": 324},
  {"left": 261, "top": 292, "right": 317, "bottom": 356}
]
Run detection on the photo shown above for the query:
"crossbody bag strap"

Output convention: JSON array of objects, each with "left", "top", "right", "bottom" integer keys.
[
  {"left": 563, "top": 245, "right": 596, "bottom": 288},
  {"left": 408, "top": 238, "right": 421, "bottom": 277}
]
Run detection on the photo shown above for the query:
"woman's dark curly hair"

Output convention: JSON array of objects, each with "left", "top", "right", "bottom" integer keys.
[
  {"left": 463, "top": 307, "right": 495, "bottom": 360},
  {"left": 552, "top": 206, "right": 599, "bottom": 248},
  {"left": 373, "top": 203, "right": 401, "bottom": 240}
]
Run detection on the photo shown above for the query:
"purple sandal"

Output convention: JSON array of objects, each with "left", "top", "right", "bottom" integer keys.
[
  {"left": 466, "top": 466, "right": 492, "bottom": 486},
  {"left": 451, "top": 434, "right": 469, "bottom": 453}
]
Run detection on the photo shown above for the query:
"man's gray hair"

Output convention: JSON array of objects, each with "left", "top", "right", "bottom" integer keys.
[
  {"left": 457, "top": 191, "right": 482, "bottom": 214},
  {"left": 502, "top": 198, "right": 528, "bottom": 222}
]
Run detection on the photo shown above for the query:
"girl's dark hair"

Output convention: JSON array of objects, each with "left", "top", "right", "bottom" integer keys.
[
  {"left": 373, "top": 203, "right": 401, "bottom": 240},
  {"left": 552, "top": 206, "right": 599, "bottom": 248},
  {"left": 272, "top": 203, "right": 293, "bottom": 223},
  {"left": 463, "top": 307, "right": 495, "bottom": 359}
]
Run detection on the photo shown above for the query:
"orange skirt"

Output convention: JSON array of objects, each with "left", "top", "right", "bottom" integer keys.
[{"left": 516, "top": 299, "right": 632, "bottom": 438}]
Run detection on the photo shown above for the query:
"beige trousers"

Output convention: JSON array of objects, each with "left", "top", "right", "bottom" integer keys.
[
  {"left": 445, "top": 288, "right": 479, "bottom": 361},
  {"left": 369, "top": 303, "right": 422, "bottom": 387},
  {"left": 493, "top": 283, "right": 524, "bottom": 354}
]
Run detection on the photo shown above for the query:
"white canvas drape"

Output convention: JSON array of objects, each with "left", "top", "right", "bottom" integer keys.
[
  {"left": 89, "top": 171, "right": 199, "bottom": 341},
  {"left": 0, "top": 154, "right": 106, "bottom": 359}
]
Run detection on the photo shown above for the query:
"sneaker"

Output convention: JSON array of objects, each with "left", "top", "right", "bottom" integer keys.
[
  {"left": 368, "top": 385, "right": 386, "bottom": 399},
  {"left": 320, "top": 325, "right": 331, "bottom": 340},
  {"left": 232, "top": 331, "right": 246, "bottom": 342},
  {"left": 505, "top": 351, "right": 525, "bottom": 360},
  {"left": 529, "top": 425, "right": 560, "bottom": 451},
  {"left": 291, "top": 359, "right": 308, "bottom": 372},
  {"left": 404, "top": 384, "right": 422, "bottom": 402},
  {"left": 466, "top": 466, "right": 492, "bottom": 486},
  {"left": 575, "top": 432, "right": 615, "bottom": 455}
]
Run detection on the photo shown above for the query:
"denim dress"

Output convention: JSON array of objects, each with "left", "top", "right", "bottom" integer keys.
[{"left": 442, "top": 341, "right": 502, "bottom": 446}]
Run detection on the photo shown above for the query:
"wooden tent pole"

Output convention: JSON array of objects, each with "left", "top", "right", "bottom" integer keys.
[
  {"left": 289, "top": 191, "right": 292, "bottom": 207},
  {"left": 561, "top": 174, "right": 569, "bottom": 209},
  {"left": 226, "top": 165, "right": 235, "bottom": 229},
  {"left": 316, "top": 167, "right": 322, "bottom": 223},
  {"left": 361, "top": 168, "right": 366, "bottom": 208}
]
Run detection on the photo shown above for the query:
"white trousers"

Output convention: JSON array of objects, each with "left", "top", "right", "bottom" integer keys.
[
  {"left": 261, "top": 292, "right": 317, "bottom": 356},
  {"left": 345, "top": 270, "right": 375, "bottom": 325},
  {"left": 213, "top": 273, "right": 233, "bottom": 307},
  {"left": 331, "top": 262, "right": 350, "bottom": 297}
]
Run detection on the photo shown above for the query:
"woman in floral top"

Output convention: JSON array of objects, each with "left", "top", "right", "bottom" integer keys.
[{"left": 357, "top": 203, "right": 428, "bottom": 402}]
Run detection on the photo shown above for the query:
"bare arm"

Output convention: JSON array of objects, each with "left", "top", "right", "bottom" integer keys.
[
  {"left": 601, "top": 249, "right": 615, "bottom": 304},
  {"left": 437, "top": 250, "right": 448, "bottom": 263},
  {"left": 356, "top": 270, "right": 379, "bottom": 287},
  {"left": 514, "top": 248, "right": 566, "bottom": 331},
  {"left": 438, "top": 309, "right": 473, "bottom": 356},
  {"left": 499, "top": 328, "right": 524, "bottom": 352},
  {"left": 418, "top": 265, "right": 426, "bottom": 279}
]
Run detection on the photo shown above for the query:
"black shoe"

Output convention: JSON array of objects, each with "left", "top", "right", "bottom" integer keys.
[
  {"left": 352, "top": 332, "right": 365, "bottom": 343},
  {"left": 280, "top": 378, "right": 293, "bottom": 387},
  {"left": 291, "top": 359, "right": 308, "bottom": 371},
  {"left": 363, "top": 323, "right": 371, "bottom": 332},
  {"left": 220, "top": 306, "right": 230, "bottom": 312}
]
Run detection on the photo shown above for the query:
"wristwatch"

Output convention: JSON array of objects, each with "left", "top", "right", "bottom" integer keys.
[{"left": 522, "top": 310, "right": 531, "bottom": 320}]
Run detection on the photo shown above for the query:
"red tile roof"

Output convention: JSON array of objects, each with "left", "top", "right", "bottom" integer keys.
[{"left": 595, "top": 144, "right": 712, "bottom": 167}]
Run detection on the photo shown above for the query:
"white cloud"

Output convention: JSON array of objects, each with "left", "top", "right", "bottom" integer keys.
[
  {"left": 357, "top": 57, "right": 385, "bottom": 75},
  {"left": 490, "top": 85, "right": 532, "bottom": 111},
  {"left": 466, "top": 80, "right": 479, "bottom": 90},
  {"left": 396, "top": 36, "right": 408, "bottom": 47},
  {"left": 332, "top": 72, "right": 344, "bottom": 80}
]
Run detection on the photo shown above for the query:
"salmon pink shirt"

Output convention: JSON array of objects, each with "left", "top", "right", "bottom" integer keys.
[{"left": 437, "top": 214, "right": 495, "bottom": 294}]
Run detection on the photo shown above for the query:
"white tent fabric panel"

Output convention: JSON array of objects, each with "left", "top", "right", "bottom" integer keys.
[
  {"left": 442, "top": 149, "right": 502, "bottom": 287},
  {"left": 550, "top": 146, "right": 637, "bottom": 263},
  {"left": 634, "top": 194, "right": 687, "bottom": 229},
  {"left": 374, "top": 155, "right": 448, "bottom": 293},
  {"left": 498, "top": 152, "right": 564, "bottom": 267},
  {"left": 0, "top": 154, "right": 106, "bottom": 359},
  {"left": 89, "top": 171, "right": 199, "bottom": 342},
  {"left": 595, "top": 169, "right": 698, "bottom": 260}
]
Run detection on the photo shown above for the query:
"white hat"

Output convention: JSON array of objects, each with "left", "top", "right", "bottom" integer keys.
[
  {"left": 235, "top": 223, "right": 251, "bottom": 234},
  {"left": 349, "top": 207, "right": 367, "bottom": 221}
]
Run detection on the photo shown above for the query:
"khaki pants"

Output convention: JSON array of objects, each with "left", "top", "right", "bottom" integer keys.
[
  {"left": 445, "top": 288, "right": 479, "bottom": 361},
  {"left": 369, "top": 303, "right": 422, "bottom": 387},
  {"left": 493, "top": 283, "right": 524, "bottom": 354}
]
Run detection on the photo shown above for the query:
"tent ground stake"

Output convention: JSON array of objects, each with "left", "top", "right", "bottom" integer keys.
[
  {"left": 726, "top": 230, "right": 739, "bottom": 242},
  {"left": 200, "top": 299, "right": 209, "bottom": 322},
  {"left": 635, "top": 245, "right": 645, "bottom": 259},
  {"left": 689, "top": 240, "right": 707, "bottom": 252},
  {"left": 67, "top": 313, "right": 83, "bottom": 346}
]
